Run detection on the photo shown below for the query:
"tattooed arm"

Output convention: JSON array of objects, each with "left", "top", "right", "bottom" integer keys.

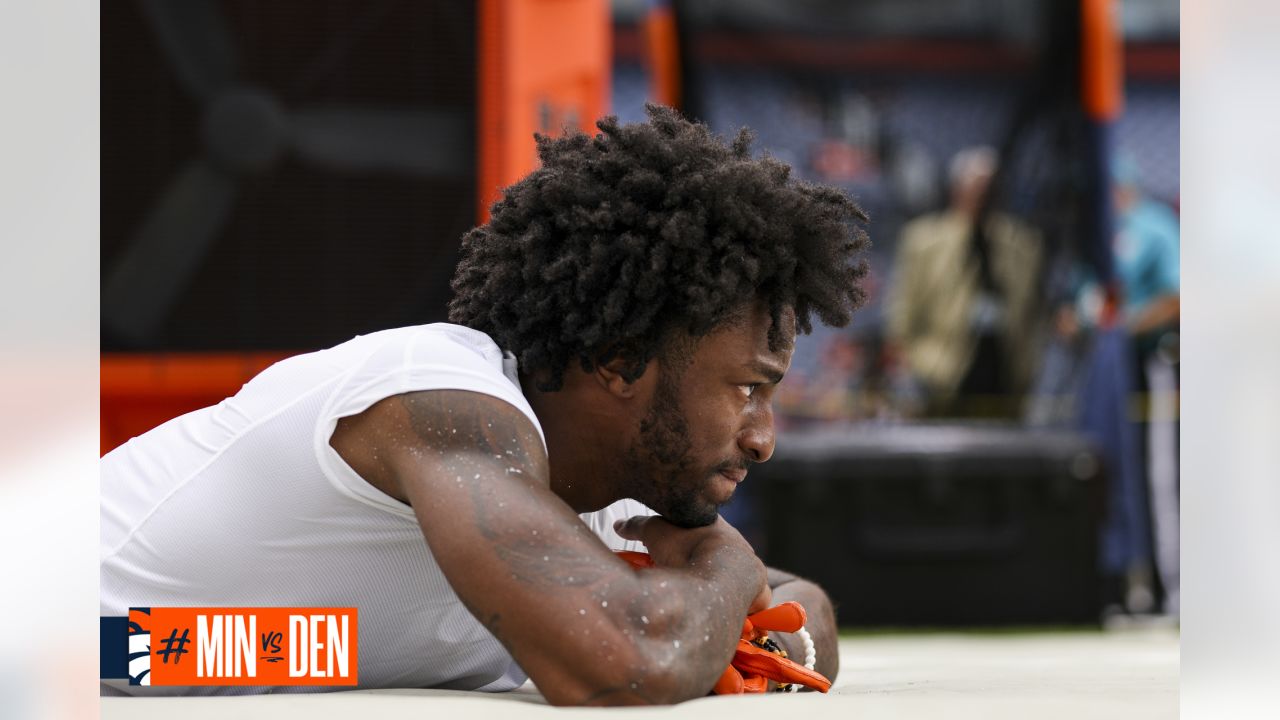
[{"left": 330, "top": 389, "right": 766, "bottom": 705}]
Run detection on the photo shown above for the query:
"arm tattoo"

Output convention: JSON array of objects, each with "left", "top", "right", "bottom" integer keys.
[
  {"left": 399, "top": 390, "right": 617, "bottom": 589},
  {"left": 398, "top": 389, "right": 741, "bottom": 702}
]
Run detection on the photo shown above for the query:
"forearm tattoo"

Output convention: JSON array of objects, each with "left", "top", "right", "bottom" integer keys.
[{"left": 398, "top": 390, "right": 746, "bottom": 702}]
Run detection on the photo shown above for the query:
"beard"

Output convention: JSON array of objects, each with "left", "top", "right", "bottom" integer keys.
[{"left": 621, "top": 373, "right": 727, "bottom": 529}]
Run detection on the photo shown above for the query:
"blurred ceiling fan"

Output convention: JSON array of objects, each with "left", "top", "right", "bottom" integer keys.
[{"left": 102, "top": 0, "right": 470, "bottom": 346}]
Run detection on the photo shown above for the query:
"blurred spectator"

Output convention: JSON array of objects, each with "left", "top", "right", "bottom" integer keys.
[
  {"left": 1112, "top": 157, "right": 1180, "bottom": 346},
  {"left": 1113, "top": 157, "right": 1180, "bottom": 616},
  {"left": 1054, "top": 155, "right": 1180, "bottom": 616},
  {"left": 1055, "top": 157, "right": 1180, "bottom": 344},
  {"left": 885, "top": 147, "right": 1043, "bottom": 417}
]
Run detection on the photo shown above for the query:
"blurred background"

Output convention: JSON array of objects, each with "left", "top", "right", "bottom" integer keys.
[{"left": 100, "top": 0, "right": 1179, "bottom": 630}]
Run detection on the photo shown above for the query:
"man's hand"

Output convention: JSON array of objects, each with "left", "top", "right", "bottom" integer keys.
[
  {"left": 725, "top": 602, "right": 832, "bottom": 693},
  {"left": 614, "top": 515, "right": 771, "bottom": 612},
  {"left": 613, "top": 550, "right": 830, "bottom": 694},
  {"left": 765, "top": 567, "right": 839, "bottom": 687}
]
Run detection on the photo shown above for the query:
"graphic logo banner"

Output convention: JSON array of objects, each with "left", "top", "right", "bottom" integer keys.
[{"left": 125, "top": 607, "right": 358, "bottom": 686}]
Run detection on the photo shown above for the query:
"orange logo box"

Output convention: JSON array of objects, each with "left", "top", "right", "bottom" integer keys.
[{"left": 131, "top": 607, "right": 357, "bottom": 686}]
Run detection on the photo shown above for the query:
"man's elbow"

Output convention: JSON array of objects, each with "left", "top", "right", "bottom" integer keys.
[
  {"left": 539, "top": 622, "right": 717, "bottom": 705},
  {"left": 538, "top": 654, "right": 697, "bottom": 707},
  {"left": 532, "top": 592, "right": 726, "bottom": 706}
]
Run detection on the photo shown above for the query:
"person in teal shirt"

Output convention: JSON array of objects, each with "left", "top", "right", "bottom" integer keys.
[
  {"left": 1055, "top": 157, "right": 1179, "bottom": 348},
  {"left": 1112, "top": 156, "right": 1180, "bottom": 351},
  {"left": 1045, "top": 155, "right": 1180, "bottom": 616}
]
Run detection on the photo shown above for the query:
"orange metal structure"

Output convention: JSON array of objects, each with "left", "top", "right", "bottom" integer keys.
[
  {"left": 642, "top": 2, "right": 681, "bottom": 110},
  {"left": 477, "top": 0, "right": 611, "bottom": 222},
  {"left": 1080, "top": 0, "right": 1124, "bottom": 120},
  {"left": 102, "top": 1, "right": 613, "bottom": 455},
  {"left": 100, "top": 353, "right": 290, "bottom": 456}
]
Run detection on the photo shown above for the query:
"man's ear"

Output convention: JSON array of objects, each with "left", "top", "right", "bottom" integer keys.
[{"left": 595, "top": 354, "right": 650, "bottom": 399}]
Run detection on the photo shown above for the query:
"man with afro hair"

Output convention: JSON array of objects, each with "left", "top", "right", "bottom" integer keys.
[{"left": 100, "top": 104, "right": 869, "bottom": 704}]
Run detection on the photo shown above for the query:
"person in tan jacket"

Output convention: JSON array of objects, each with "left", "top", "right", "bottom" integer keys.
[{"left": 886, "top": 147, "right": 1042, "bottom": 417}]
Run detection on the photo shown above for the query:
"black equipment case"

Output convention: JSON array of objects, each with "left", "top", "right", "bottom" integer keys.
[{"left": 751, "top": 424, "right": 1105, "bottom": 626}]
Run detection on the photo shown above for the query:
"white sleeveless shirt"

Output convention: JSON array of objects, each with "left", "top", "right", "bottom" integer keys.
[{"left": 100, "top": 324, "right": 653, "bottom": 696}]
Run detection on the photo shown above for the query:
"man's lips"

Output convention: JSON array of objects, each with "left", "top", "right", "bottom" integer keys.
[{"left": 718, "top": 467, "right": 748, "bottom": 484}]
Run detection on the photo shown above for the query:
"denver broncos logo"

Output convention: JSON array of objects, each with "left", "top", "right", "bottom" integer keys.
[{"left": 128, "top": 607, "right": 151, "bottom": 686}]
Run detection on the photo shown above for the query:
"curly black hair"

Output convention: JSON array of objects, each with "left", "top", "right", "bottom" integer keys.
[{"left": 449, "top": 103, "right": 869, "bottom": 391}]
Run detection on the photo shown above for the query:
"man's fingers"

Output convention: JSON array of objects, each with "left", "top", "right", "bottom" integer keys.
[
  {"left": 747, "top": 582, "right": 773, "bottom": 615},
  {"left": 613, "top": 515, "right": 667, "bottom": 541},
  {"left": 612, "top": 517, "right": 640, "bottom": 539}
]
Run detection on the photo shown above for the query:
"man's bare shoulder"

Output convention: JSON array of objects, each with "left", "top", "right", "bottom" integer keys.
[{"left": 330, "top": 389, "right": 547, "bottom": 505}]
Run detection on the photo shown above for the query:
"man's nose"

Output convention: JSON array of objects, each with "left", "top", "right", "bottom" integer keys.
[{"left": 738, "top": 406, "right": 776, "bottom": 463}]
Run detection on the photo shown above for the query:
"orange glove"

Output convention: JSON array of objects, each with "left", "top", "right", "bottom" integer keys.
[
  {"left": 615, "top": 551, "right": 832, "bottom": 694},
  {"left": 615, "top": 550, "right": 656, "bottom": 569}
]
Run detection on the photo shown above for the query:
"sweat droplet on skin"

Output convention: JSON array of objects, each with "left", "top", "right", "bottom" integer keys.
[
  {"left": 673, "top": 640, "right": 680, "bottom": 648},
  {"left": 579, "top": 609, "right": 586, "bottom": 615},
  {"left": 601, "top": 601, "right": 608, "bottom": 608},
  {"left": 640, "top": 616, "right": 649, "bottom": 624}
]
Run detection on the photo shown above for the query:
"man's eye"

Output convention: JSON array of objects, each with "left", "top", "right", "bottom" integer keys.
[{"left": 741, "top": 383, "right": 760, "bottom": 398}]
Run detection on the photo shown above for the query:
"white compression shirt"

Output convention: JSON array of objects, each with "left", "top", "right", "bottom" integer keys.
[{"left": 101, "top": 323, "right": 655, "bottom": 696}]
